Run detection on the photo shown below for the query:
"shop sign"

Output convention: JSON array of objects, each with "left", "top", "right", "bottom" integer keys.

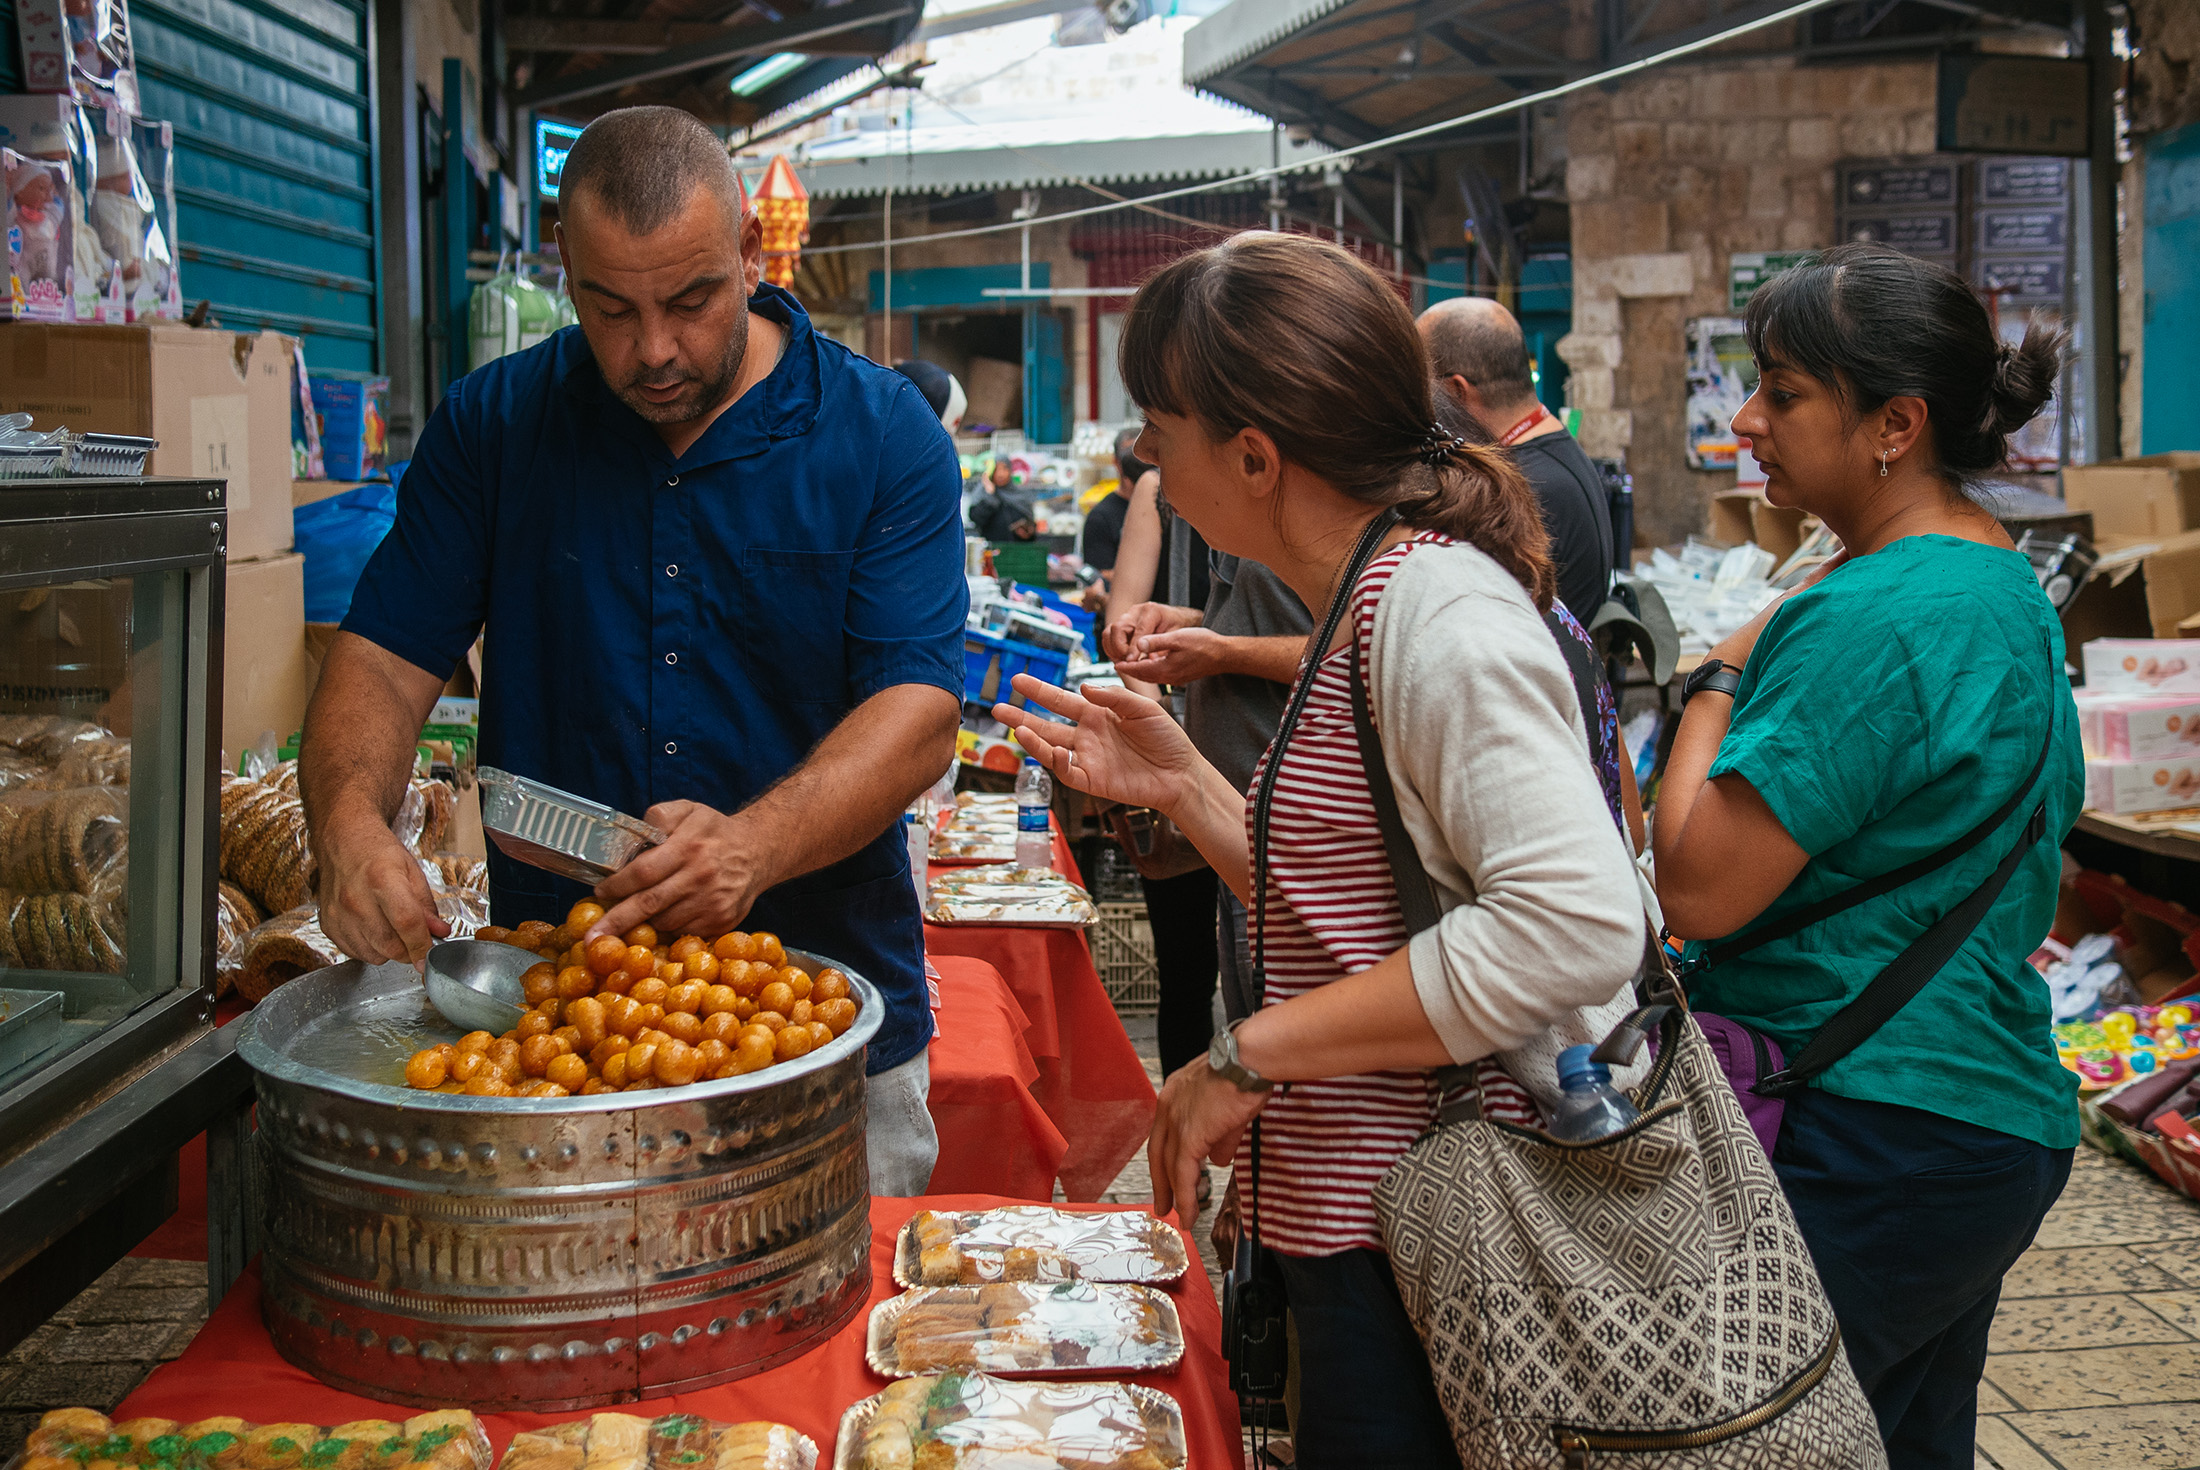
[
  {"left": 1839, "top": 162, "right": 1955, "bottom": 210},
  {"left": 534, "top": 117, "right": 583, "bottom": 200},
  {"left": 1728, "top": 251, "right": 1812, "bottom": 312},
  {"left": 1975, "top": 207, "right": 2068, "bottom": 253},
  {"left": 1973, "top": 257, "right": 2065, "bottom": 300},
  {"left": 1841, "top": 213, "right": 1956, "bottom": 255},
  {"left": 1979, "top": 158, "right": 2069, "bottom": 204},
  {"left": 1936, "top": 54, "right": 2089, "bottom": 157}
]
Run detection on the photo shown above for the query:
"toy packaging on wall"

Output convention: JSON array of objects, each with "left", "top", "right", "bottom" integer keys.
[
  {"left": 2086, "top": 755, "right": 2200, "bottom": 815},
  {"left": 3, "top": 149, "right": 77, "bottom": 321},
  {"left": 101, "top": 117, "right": 178, "bottom": 321}
]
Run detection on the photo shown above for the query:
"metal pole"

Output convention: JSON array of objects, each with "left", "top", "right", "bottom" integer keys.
[
  {"left": 1392, "top": 163, "right": 1404, "bottom": 279},
  {"left": 2079, "top": 0, "right": 2121, "bottom": 461},
  {"left": 1022, "top": 222, "right": 1031, "bottom": 291},
  {"left": 1334, "top": 180, "right": 1344, "bottom": 243},
  {"left": 1270, "top": 124, "right": 1281, "bottom": 231},
  {"left": 882, "top": 184, "right": 892, "bottom": 361}
]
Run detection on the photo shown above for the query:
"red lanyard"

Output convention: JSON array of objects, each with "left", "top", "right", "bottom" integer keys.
[{"left": 1499, "top": 406, "right": 1553, "bottom": 446}]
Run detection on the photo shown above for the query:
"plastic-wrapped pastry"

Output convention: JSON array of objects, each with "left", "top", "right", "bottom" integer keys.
[
  {"left": 897, "top": 1208, "right": 1190, "bottom": 1288},
  {"left": 19, "top": 1409, "right": 492, "bottom": 1470},
  {"left": 498, "top": 1413, "right": 812, "bottom": 1470},
  {"left": 835, "top": 1373, "right": 1186, "bottom": 1470},
  {"left": 869, "top": 1282, "right": 1184, "bottom": 1377},
  {"left": 220, "top": 777, "right": 314, "bottom": 915},
  {"left": 235, "top": 904, "right": 343, "bottom": 1001},
  {"left": 0, "top": 785, "right": 127, "bottom": 895},
  {"left": 214, "top": 880, "right": 263, "bottom": 996}
]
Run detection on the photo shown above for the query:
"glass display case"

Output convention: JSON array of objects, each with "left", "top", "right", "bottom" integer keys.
[{"left": 0, "top": 476, "right": 223, "bottom": 1140}]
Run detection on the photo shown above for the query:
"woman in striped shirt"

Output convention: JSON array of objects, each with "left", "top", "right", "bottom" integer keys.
[{"left": 993, "top": 232, "right": 1645, "bottom": 1467}]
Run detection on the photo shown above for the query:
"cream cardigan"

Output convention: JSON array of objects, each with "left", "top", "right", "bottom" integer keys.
[{"left": 1364, "top": 539, "right": 1648, "bottom": 1106}]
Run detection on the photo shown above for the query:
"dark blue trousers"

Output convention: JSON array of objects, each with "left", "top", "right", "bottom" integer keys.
[
  {"left": 1276, "top": 1248, "right": 1461, "bottom": 1470},
  {"left": 1772, "top": 1089, "right": 2071, "bottom": 1470}
]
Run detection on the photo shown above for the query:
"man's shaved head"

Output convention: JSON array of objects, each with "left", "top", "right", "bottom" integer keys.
[
  {"left": 1418, "top": 296, "right": 1537, "bottom": 407},
  {"left": 559, "top": 106, "right": 747, "bottom": 235}
]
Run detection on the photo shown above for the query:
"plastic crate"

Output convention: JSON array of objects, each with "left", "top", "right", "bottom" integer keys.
[
  {"left": 1092, "top": 901, "right": 1158, "bottom": 1015},
  {"left": 964, "top": 627, "right": 1071, "bottom": 714}
]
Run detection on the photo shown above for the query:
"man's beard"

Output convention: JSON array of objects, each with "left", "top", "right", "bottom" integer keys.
[{"left": 610, "top": 310, "right": 748, "bottom": 425}]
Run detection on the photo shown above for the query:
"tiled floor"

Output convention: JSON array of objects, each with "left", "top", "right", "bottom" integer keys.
[{"left": 1979, "top": 1145, "right": 2200, "bottom": 1470}]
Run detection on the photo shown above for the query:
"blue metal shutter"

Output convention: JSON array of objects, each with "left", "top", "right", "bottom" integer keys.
[{"left": 133, "top": 0, "right": 377, "bottom": 371}]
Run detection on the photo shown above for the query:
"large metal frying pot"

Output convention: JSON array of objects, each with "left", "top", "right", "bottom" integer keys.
[{"left": 236, "top": 949, "right": 883, "bottom": 1410}]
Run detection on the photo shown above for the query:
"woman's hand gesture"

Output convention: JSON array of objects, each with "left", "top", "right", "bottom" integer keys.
[{"left": 992, "top": 675, "right": 1203, "bottom": 816}]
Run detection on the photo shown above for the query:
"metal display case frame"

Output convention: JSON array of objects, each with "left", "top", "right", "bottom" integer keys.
[{"left": 0, "top": 476, "right": 257, "bottom": 1353}]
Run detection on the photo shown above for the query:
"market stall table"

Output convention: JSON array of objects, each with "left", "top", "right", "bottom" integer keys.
[
  {"left": 113, "top": 1196, "right": 1238, "bottom": 1466},
  {"left": 926, "top": 832, "right": 1156, "bottom": 1200},
  {"left": 922, "top": 956, "right": 1068, "bottom": 1199}
]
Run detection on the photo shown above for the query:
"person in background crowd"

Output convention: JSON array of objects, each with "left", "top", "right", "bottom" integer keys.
[
  {"left": 1081, "top": 427, "right": 1146, "bottom": 590},
  {"left": 1655, "top": 243, "right": 2080, "bottom": 1470},
  {"left": 1418, "top": 297, "right": 1612, "bottom": 624},
  {"left": 1001, "top": 232, "right": 1643, "bottom": 1467},
  {"left": 893, "top": 357, "right": 966, "bottom": 435},
  {"left": 971, "top": 456, "right": 1038, "bottom": 541}
]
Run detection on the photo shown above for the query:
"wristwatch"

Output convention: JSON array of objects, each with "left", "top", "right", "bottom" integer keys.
[
  {"left": 1207, "top": 1018, "right": 1274, "bottom": 1093},
  {"left": 1682, "top": 657, "right": 1743, "bottom": 708}
]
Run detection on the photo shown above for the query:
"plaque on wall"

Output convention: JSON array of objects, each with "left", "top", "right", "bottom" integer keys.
[
  {"left": 1975, "top": 208, "right": 2068, "bottom": 253},
  {"left": 1978, "top": 158, "right": 2069, "bottom": 204},
  {"left": 1936, "top": 55, "right": 2089, "bottom": 157},
  {"left": 1973, "top": 257, "right": 2065, "bottom": 300},
  {"left": 1838, "top": 162, "right": 1957, "bottom": 209},
  {"left": 1841, "top": 214, "right": 1956, "bottom": 254}
]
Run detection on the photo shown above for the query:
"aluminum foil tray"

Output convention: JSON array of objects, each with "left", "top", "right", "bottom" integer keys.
[
  {"left": 478, "top": 765, "right": 666, "bottom": 883},
  {"left": 0, "top": 987, "right": 65, "bottom": 1072},
  {"left": 67, "top": 432, "right": 158, "bottom": 476}
]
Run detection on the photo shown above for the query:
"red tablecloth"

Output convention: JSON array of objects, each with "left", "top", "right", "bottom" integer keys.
[
  {"left": 925, "top": 834, "right": 1156, "bottom": 1201},
  {"left": 115, "top": 1197, "right": 1239, "bottom": 1468},
  {"left": 923, "top": 956, "right": 1066, "bottom": 1199}
]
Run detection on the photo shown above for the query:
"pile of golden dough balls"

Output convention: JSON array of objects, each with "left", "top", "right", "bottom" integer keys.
[{"left": 401, "top": 900, "right": 860, "bottom": 1097}]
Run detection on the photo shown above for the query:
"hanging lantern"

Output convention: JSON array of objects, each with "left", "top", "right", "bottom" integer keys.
[{"left": 754, "top": 154, "right": 810, "bottom": 289}]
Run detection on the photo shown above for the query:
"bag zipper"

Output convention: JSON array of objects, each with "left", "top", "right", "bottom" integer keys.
[{"left": 1550, "top": 1328, "right": 1843, "bottom": 1467}]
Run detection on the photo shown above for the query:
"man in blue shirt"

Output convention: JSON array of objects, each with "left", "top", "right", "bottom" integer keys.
[{"left": 299, "top": 107, "right": 967, "bottom": 1192}]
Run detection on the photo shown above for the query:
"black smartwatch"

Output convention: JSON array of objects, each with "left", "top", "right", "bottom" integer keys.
[{"left": 1682, "top": 658, "right": 1743, "bottom": 707}]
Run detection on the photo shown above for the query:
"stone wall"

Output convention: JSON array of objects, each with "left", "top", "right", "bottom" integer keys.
[{"left": 1558, "top": 56, "right": 1936, "bottom": 550}]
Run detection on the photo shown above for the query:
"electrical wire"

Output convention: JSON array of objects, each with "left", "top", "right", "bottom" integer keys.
[{"left": 795, "top": 0, "right": 1848, "bottom": 258}]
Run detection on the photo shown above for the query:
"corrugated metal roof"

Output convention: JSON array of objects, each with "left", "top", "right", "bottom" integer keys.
[
  {"left": 1181, "top": 0, "right": 1356, "bottom": 86},
  {"left": 793, "top": 93, "right": 1331, "bottom": 197}
]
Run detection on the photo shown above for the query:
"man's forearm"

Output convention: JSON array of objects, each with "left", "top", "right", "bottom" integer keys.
[
  {"left": 299, "top": 633, "right": 448, "bottom": 841},
  {"left": 733, "top": 683, "right": 960, "bottom": 892},
  {"left": 1214, "top": 634, "right": 1307, "bottom": 685}
]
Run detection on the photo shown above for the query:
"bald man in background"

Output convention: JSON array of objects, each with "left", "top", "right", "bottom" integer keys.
[{"left": 1419, "top": 297, "right": 1613, "bottom": 624}]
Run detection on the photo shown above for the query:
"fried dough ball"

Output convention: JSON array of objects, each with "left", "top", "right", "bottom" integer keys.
[
  {"left": 713, "top": 932, "right": 757, "bottom": 963},
  {"left": 519, "top": 1034, "right": 561, "bottom": 1078},
  {"left": 752, "top": 1010, "right": 788, "bottom": 1033},
  {"left": 661, "top": 1011, "right": 704, "bottom": 1045},
  {"left": 812, "top": 968, "right": 851, "bottom": 1003},
  {"left": 816, "top": 998, "right": 858, "bottom": 1036},
  {"left": 521, "top": 964, "right": 558, "bottom": 1005},
  {"left": 566, "top": 996, "right": 607, "bottom": 1049},
  {"left": 568, "top": 899, "right": 607, "bottom": 930},
  {"left": 600, "top": 1052, "right": 629, "bottom": 1088},
  {"left": 456, "top": 1031, "right": 496, "bottom": 1054},
  {"left": 623, "top": 924, "right": 659, "bottom": 950},
  {"left": 805, "top": 1021, "right": 834, "bottom": 1050},
  {"left": 655, "top": 1039, "right": 701, "bottom": 1087},
  {"left": 782, "top": 969, "right": 814, "bottom": 1002},
  {"left": 516, "top": 1010, "right": 554, "bottom": 1041},
  {"left": 404, "top": 1049, "right": 448, "bottom": 1089},
  {"left": 774, "top": 1025, "right": 814, "bottom": 1062},
  {"left": 788, "top": 998, "right": 814, "bottom": 1027},
  {"left": 545, "top": 1054, "right": 588, "bottom": 1092},
  {"left": 752, "top": 932, "right": 786, "bottom": 966},
  {"left": 629, "top": 977, "right": 669, "bottom": 1008},
  {"left": 696, "top": 1039, "right": 732, "bottom": 1076},
  {"left": 556, "top": 965, "right": 595, "bottom": 1001},
  {"left": 686, "top": 952, "right": 720, "bottom": 985},
  {"left": 463, "top": 1073, "right": 512, "bottom": 1097},
  {"left": 621, "top": 945, "right": 657, "bottom": 982},
  {"left": 733, "top": 1031, "right": 776, "bottom": 1074},
  {"left": 666, "top": 981, "right": 706, "bottom": 1015},
  {"left": 702, "top": 1010, "right": 742, "bottom": 1044},
  {"left": 758, "top": 981, "right": 795, "bottom": 1016},
  {"left": 625, "top": 1042, "right": 658, "bottom": 1082},
  {"left": 701, "top": 984, "right": 739, "bottom": 1017}
]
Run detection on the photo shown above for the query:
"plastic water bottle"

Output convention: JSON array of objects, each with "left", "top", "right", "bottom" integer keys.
[
  {"left": 1015, "top": 758, "right": 1053, "bottom": 872},
  {"left": 1547, "top": 1044, "right": 1642, "bottom": 1142}
]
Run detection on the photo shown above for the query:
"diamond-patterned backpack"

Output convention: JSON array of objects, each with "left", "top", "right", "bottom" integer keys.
[{"left": 1347, "top": 624, "right": 1887, "bottom": 1470}]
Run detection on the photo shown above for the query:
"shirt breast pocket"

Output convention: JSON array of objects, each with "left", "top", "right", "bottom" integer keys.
[{"left": 732, "top": 547, "right": 856, "bottom": 703}]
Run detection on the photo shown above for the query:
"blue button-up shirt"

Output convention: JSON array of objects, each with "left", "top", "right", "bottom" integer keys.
[{"left": 344, "top": 285, "right": 967, "bottom": 1074}]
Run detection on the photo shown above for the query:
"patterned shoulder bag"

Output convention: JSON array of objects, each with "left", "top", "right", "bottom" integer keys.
[{"left": 1347, "top": 615, "right": 1888, "bottom": 1470}]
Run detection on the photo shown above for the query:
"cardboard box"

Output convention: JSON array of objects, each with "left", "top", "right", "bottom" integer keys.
[
  {"left": 2076, "top": 690, "right": 2200, "bottom": 758},
  {"left": 1708, "top": 491, "right": 1807, "bottom": 562},
  {"left": 2081, "top": 638, "right": 2200, "bottom": 696},
  {"left": 2064, "top": 533, "right": 2200, "bottom": 645},
  {"left": 963, "top": 355, "right": 1021, "bottom": 432},
  {"left": 0, "top": 321, "right": 298, "bottom": 560},
  {"left": 223, "top": 552, "right": 311, "bottom": 763},
  {"left": 2087, "top": 755, "right": 2200, "bottom": 815},
  {"left": 2063, "top": 454, "right": 2200, "bottom": 540},
  {"left": 0, "top": 577, "right": 133, "bottom": 730}
]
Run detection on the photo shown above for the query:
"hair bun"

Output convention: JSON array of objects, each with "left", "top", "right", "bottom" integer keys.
[{"left": 1984, "top": 320, "right": 2067, "bottom": 436}]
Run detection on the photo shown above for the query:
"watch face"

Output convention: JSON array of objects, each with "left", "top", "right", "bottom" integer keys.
[{"left": 1208, "top": 1031, "right": 1232, "bottom": 1069}]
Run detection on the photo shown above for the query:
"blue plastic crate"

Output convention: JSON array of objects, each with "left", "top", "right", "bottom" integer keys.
[
  {"left": 964, "top": 627, "right": 1071, "bottom": 717},
  {"left": 1019, "top": 584, "right": 1100, "bottom": 657}
]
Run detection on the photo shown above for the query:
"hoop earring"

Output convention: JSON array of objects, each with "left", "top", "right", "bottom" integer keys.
[{"left": 1880, "top": 450, "right": 1890, "bottom": 478}]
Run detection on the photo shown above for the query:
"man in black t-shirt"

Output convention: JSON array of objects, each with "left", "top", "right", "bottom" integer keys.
[
  {"left": 1080, "top": 427, "right": 1145, "bottom": 584},
  {"left": 1418, "top": 297, "right": 1613, "bottom": 625}
]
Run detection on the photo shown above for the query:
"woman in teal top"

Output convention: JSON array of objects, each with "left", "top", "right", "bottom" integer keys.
[{"left": 1655, "top": 243, "right": 2081, "bottom": 1470}]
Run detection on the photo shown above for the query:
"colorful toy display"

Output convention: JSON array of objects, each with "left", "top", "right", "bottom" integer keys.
[{"left": 2056, "top": 1004, "right": 2200, "bottom": 1090}]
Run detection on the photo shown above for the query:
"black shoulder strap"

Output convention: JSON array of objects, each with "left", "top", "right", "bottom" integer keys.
[
  {"left": 1348, "top": 641, "right": 1442, "bottom": 938},
  {"left": 1732, "top": 714, "right": 2059, "bottom": 1097}
]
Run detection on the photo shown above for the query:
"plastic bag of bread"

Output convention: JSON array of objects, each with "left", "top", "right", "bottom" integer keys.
[
  {"left": 220, "top": 776, "right": 314, "bottom": 915},
  {"left": 426, "top": 852, "right": 488, "bottom": 893},
  {"left": 5, "top": 888, "right": 125, "bottom": 973},
  {"left": 214, "top": 880, "right": 263, "bottom": 997},
  {"left": 236, "top": 904, "right": 343, "bottom": 1002},
  {"left": 0, "top": 785, "right": 128, "bottom": 896},
  {"left": 21, "top": 1406, "right": 492, "bottom": 1470},
  {"left": 32, "top": 734, "right": 132, "bottom": 788},
  {"left": 414, "top": 777, "right": 456, "bottom": 853},
  {"left": 498, "top": 1412, "right": 815, "bottom": 1470},
  {"left": 0, "top": 714, "right": 105, "bottom": 762}
]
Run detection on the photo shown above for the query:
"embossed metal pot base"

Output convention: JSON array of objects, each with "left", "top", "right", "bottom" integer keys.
[{"left": 239, "top": 956, "right": 881, "bottom": 1409}]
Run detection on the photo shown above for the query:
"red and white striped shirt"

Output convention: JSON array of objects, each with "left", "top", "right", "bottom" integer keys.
[{"left": 1238, "top": 534, "right": 1536, "bottom": 1257}]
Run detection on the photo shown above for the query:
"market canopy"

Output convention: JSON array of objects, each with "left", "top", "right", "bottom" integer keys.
[
  {"left": 791, "top": 92, "right": 1332, "bottom": 198},
  {"left": 1184, "top": 0, "right": 2084, "bottom": 150}
]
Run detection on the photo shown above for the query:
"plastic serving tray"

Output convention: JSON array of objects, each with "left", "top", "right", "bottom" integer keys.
[{"left": 477, "top": 766, "right": 666, "bottom": 884}]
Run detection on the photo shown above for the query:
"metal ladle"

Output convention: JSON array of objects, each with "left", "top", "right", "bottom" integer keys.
[{"left": 421, "top": 939, "right": 533, "bottom": 1035}]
